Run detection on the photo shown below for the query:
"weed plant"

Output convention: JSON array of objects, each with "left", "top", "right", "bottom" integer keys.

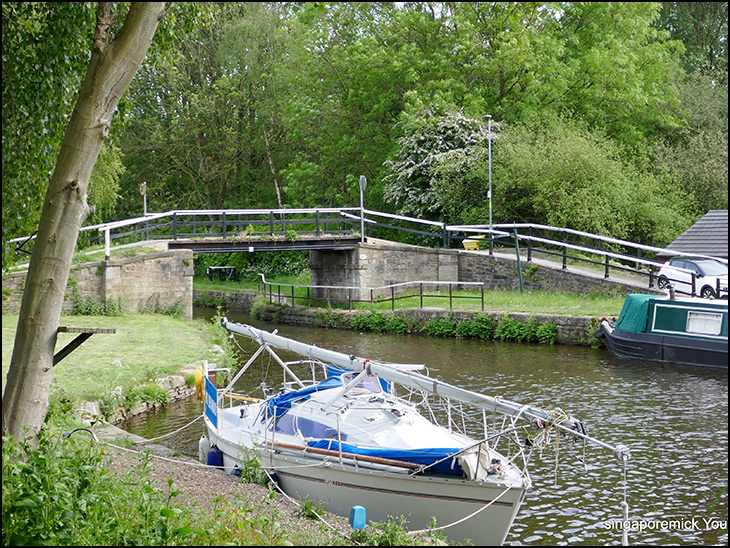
[
  {"left": 348, "top": 311, "right": 558, "bottom": 345},
  {"left": 2, "top": 412, "right": 436, "bottom": 546},
  {"left": 2, "top": 420, "right": 196, "bottom": 546}
]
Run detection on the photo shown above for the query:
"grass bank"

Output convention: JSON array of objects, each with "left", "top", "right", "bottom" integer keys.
[
  {"left": 2, "top": 312, "right": 234, "bottom": 415},
  {"left": 195, "top": 275, "right": 627, "bottom": 316}
]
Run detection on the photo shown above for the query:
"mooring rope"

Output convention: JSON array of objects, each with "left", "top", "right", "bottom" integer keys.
[{"left": 406, "top": 484, "right": 513, "bottom": 536}]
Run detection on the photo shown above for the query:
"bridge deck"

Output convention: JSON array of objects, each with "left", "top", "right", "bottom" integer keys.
[{"left": 167, "top": 235, "right": 361, "bottom": 254}]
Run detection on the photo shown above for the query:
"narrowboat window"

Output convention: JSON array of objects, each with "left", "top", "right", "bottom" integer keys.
[{"left": 686, "top": 311, "right": 723, "bottom": 336}]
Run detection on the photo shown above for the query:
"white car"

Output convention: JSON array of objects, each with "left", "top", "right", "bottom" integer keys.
[{"left": 657, "top": 257, "right": 728, "bottom": 299}]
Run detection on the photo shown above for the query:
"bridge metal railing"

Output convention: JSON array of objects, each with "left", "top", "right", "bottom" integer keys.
[
  {"left": 447, "top": 223, "right": 727, "bottom": 296},
  {"left": 258, "top": 274, "right": 485, "bottom": 311},
  {"left": 9, "top": 207, "right": 725, "bottom": 298}
]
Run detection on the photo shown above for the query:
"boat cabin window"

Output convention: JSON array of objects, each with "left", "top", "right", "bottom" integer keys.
[
  {"left": 341, "top": 372, "right": 384, "bottom": 396},
  {"left": 273, "top": 414, "right": 346, "bottom": 440},
  {"left": 686, "top": 311, "right": 723, "bottom": 336}
]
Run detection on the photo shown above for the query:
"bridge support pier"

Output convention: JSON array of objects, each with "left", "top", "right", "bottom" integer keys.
[{"left": 309, "top": 239, "right": 458, "bottom": 303}]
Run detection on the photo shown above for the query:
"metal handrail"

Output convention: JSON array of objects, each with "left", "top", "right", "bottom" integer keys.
[
  {"left": 10, "top": 207, "right": 724, "bottom": 295},
  {"left": 258, "top": 274, "right": 485, "bottom": 311}
]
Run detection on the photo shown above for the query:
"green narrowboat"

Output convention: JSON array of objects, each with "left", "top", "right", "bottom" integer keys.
[{"left": 596, "top": 294, "right": 728, "bottom": 368}]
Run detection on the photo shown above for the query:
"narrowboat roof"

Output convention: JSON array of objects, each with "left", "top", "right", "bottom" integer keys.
[{"left": 615, "top": 294, "right": 728, "bottom": 335}]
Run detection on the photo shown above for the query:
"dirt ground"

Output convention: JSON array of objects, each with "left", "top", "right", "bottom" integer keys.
[{"left": 95, "top": 425, "right": 357, "bottom": 546}]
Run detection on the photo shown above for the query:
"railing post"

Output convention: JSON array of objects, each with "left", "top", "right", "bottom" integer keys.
[
  {"left": 481, "top": 283, "right": 484, "bottom": 311},
  {"left": 420, "top": 283, "right": 424, "bottom": 309},
  {"left": 562, "top": 230, "right": 567, "bottom": 269},
  {"left": 527, "top": 227, "right": 533, "bottom": 262},
  {"left": 449, "top": 284, "right": 453, "bottom": 310},
  {"left": 391, "top": 287, "right": 395, "bottom": 311},
  {"left": 348, "top": 288, "right": 352, "bottom": 311},
  {"left": 316, "top": 211, "right": 321, "bottom": 236},
  {"left": 104, "top": 228, "right": 111, "bottom": 260},
  {"left": 442, "top": 225, "right": 448, "bottom": 248},
  {"left": 604, "top": 255, "right": 610, "bottom": 279},
  {"left": 173, "top": 213, "right": 178, "bottom": 240},
  {"left": 222, "top": 213, "right": 227, "bottom": 238},
  {"left": 691, "top": 274, "right": 697, "bottom": 297},
  {"left": 269, "top": 211, "right": 274, "bottom": 236},
  {"left": 648, "top": 265, "right": 655, "bottom": 288}
]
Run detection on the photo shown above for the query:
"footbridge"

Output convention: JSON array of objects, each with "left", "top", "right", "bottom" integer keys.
[{"left": 8, "top": 207, "right": 717, "bottom": 316}]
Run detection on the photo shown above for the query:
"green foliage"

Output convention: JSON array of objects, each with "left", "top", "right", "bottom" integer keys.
[
  {"left": 314, "top": 309, "right": 338, "bottom": 328},
  {"left": 140, "top": 382, "right": 170, "bottom": 405},
  {"left": 422, "top": 316, "right": 457, "bottom": 337},
  {"left": 194, "top": 290, "right": 227, "bottom": 309},
  {"left": 350, "top": 312, "right": 387, "bottom": 333},
  {"left": 296, "top": 499, "right": 326, "bottom": 521},
  {"left": 2, "top": 426, "right": 195, "bottom": 546},
  {"left": 493, "top": 113, "right": 694, "bottom": 246},
  {"left": 2, "top": 2, "right": 97, "bottom": 269},
  {"left": 468, "top": 314, "right": 496, "bottom": 340},
  {"left": 70, "top": 291, "right": 123, "bottom": 317},
  {"left": 656, "top": 2, "right": 728, "bottom": 76},
  {"left": 237, "top": 448, "right": 269, "bottom": 486},
  {"left": 194, "top": 251, "right": 309, "bottom": 283},
  {"left": 86, "top": 142, "right": 126, "bottom": 226},
  {"left": 355, "top": 515, "right": 413, "bottom": 546},
  {"left": 385, "top": 314, "right": 411, "bottom": 334},
  {"left": 536, "top": 322, "right": 558, "bottom": 345},
  {"left": 494, "top": 316, "right": 558, "bottom": 345},
  {"left": 383, "top": 109, "right": 493, "bottom": 221},
  {"left": 494, "top": 317, "right": 525, "bottom": 342},
  {"left": 650, "top": 71, "right": 728, "bottom": 215},
  {"left": 5, "top": 2, "right": 726, "bottom": 272}
]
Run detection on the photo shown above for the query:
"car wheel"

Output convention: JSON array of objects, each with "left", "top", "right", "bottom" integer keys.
[
  {"left": 700, "top": 287, "right": 715, "bottom": 299},
  {"left": 657, "top": 276, "right": 670, "bottom": 289}
]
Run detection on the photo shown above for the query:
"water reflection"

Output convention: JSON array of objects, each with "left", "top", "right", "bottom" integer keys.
[{"left": 122, "top": 308, "right": 728, "bottom": 546}]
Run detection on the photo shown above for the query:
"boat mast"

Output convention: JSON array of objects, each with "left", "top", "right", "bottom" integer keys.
[{"left": 221, "top": 319, "right": 631, "bottom": 460}]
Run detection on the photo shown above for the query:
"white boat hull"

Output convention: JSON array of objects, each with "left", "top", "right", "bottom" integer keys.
[{"left": 207, "top": 422, "right": 526, "bottom": 546}]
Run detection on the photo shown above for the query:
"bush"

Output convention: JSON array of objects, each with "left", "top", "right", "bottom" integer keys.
[
  {"left": 351, "top": 312, "right": 387, "bottom": 333},
  {"left": 494, "top": 316, "right": 558, "bottom": 344},
  {"left": 470, "top": 314, "right": 495, "bottom": 339},
  {"left": 422, "top": 317, "right": 457, "bottom": 337},
  {"left": 2, "top": 423, "right": 195, "bottom": 546},
  {"left": 536, "top": 322, "right": 558, "bottom": 345},
  {"left": 385, "top": 314, "right": 410, "bottom": 334}
]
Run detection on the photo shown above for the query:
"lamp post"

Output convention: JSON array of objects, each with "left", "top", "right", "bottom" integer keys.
[
  {"left": 359, "top": 175, "right": 367, "bottom": 243},
  {"left": 486, "top": 115, "right": 493, "bottom": 254}
]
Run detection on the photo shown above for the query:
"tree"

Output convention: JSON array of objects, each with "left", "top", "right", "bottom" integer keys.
[
  {"left": 382, "top": 109, "right": 494, "bottom": 222},
  {"left": 658, "top": 1, "right": 728, "bottom": 77},
  {"left": 2, "top": 3, "right": 97, "bottom": 269},
  {"left": 2, "top": 2, "right": 171, "bottom": 445}
]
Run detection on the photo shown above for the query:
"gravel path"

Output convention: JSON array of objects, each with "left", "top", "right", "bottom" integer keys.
[{"left": 94, "top": 424, "right": 358, "bottom": 546}]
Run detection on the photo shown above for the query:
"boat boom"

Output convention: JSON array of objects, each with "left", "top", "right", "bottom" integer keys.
[{"left": 221, "top": 320, "right": 630, "bottom": 460}]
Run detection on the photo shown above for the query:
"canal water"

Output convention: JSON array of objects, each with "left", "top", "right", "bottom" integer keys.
[{"left": 122, "top": 308, "right": 728, "bottom": 546}]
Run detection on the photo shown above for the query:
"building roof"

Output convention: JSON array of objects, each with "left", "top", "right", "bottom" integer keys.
[{"left": 658, "top": 210, "right": 728, "bottom": 260}]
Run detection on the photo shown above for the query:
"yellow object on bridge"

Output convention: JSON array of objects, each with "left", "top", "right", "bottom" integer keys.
[{"left": 462, "top": 235, "right": 487, "bottom": 251}]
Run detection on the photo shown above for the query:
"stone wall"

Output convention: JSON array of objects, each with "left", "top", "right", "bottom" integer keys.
[
  {"left": 457, "top": 252, "right": 644, "bottom": 296},
  {"left": 3, "top": 249, "right": 194, "bottom": 318},
  {"left": 310, "top": 238, "right": 655, "bottom": 301},
  {"left": 254, "top": 303, "right": 599, "bottom": 346}
]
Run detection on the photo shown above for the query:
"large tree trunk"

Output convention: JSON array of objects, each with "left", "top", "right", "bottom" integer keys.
[{"left": 2, "top": 2, "right": 169, "bottom": 445}]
